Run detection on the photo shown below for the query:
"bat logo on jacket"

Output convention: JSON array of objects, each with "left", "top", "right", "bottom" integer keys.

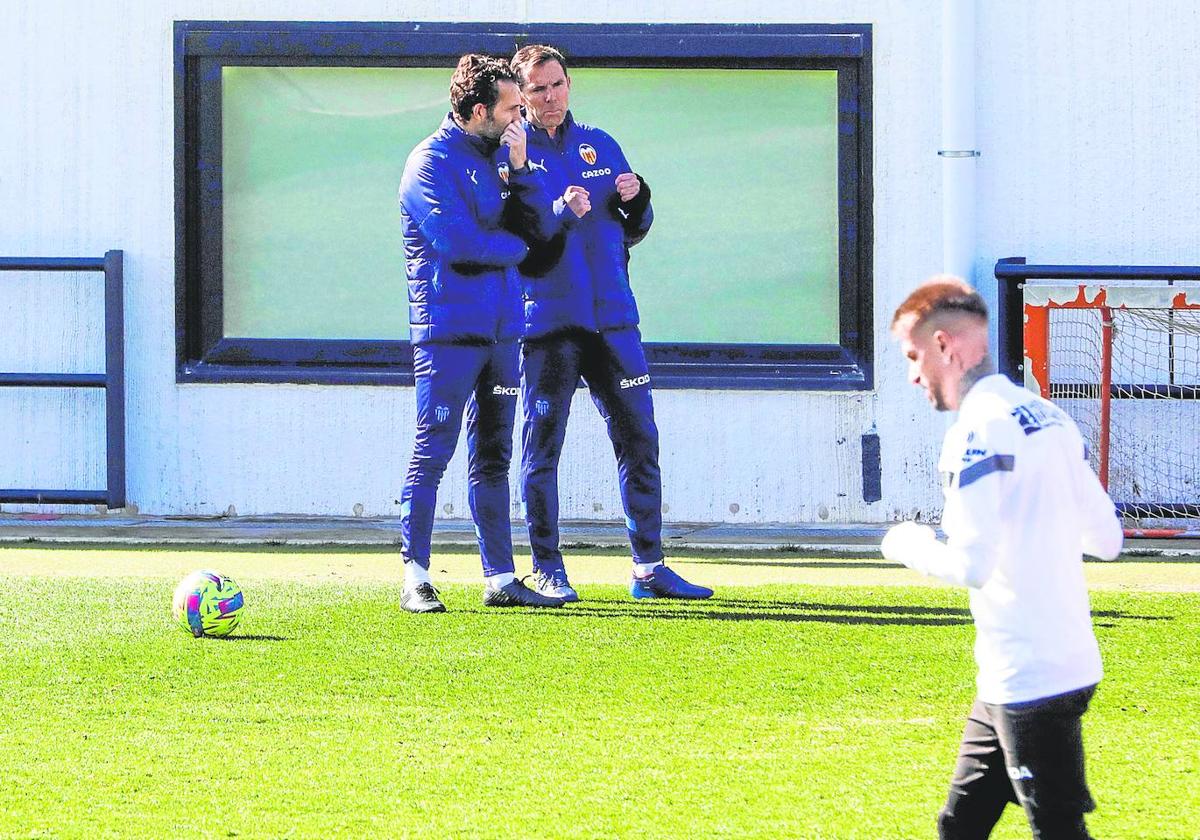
[
  {"left": 1011, "top": 402, "right": 1063, "bottom": 436},
  {"left": 434, "top": 405, "right": 450, "bottom": 423},
  {"left": 578, "top": 144, "right": 598, "bottom": 165},
  {"left": 497, "top": 162, "right": 509, "bottom": 184}
]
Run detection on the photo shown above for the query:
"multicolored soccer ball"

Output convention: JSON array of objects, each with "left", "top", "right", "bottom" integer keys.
[{"left": 172, "top": 570, "right": 245, "bottom": 637}]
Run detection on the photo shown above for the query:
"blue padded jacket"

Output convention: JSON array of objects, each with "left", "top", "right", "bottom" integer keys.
[
  {"left": 515, "top": 112, "right": 654, "bottom": 339},
  {"left": 398, "top": 114, "right": 553, "bottom": 344}
]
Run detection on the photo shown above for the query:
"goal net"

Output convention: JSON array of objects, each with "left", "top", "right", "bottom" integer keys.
[{"left": 1023, "top": 282, "right": 1200, "bottom": 536}]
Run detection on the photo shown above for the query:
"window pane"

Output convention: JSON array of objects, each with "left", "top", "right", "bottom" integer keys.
[
  {"left": 221, "top": 66, "right": 438, "bottom": 340},
  {"left": 220, "top": 66, "right": 840, "bottom": 344},
  {"left": 571, "top": 69, "right": 840, "bottom": 344}
]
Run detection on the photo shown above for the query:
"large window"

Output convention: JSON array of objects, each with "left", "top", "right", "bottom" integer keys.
[{"left": 176, "top": 22, "right": 873, "bottom": 388}]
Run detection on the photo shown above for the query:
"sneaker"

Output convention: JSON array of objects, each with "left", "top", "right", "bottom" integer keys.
[
  {"left": 401, "top": 582, "right": 447, "bottom": 613},
  {"left": 483, "top": 578, "right": 567, "bottom": 608},
  {"left": 533, "top": 567, "right": 580, "bottom": 603},
  {"left": 630, "top": 564, "right": 713, "bottom": 600}
]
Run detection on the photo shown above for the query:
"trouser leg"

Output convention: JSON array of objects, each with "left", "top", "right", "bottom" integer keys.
[
  {"left": 520, "top": 333, "right": 582, "bottom": 574},
  {"left": 467, "top": 340, "right": 519, "bottom": 578},
  {"left": 937, "top": 699, "right": 1016, "bottom": 840},
  {"left": 400, "top": 343, "right": 486, "bottom": 568},
  {"left": 990, "top": 686, "right": 1097, "bottom": 840},
  {"left": 581, "top": 328, "right": 664, "bottom": 564}
]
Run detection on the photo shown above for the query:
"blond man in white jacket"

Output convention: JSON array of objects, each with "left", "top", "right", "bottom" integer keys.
[{"left": 884, "top": 276, "right": 1123, "bottom": 840}]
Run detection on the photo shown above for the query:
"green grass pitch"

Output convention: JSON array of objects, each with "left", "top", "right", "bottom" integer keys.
[{"left": 0, "top": 550, "right": 1197, "bottom": 838}]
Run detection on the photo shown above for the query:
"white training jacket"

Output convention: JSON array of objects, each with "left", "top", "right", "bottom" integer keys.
[{"left": 894, "top": 374, "right": 1124, "bottom": 704}]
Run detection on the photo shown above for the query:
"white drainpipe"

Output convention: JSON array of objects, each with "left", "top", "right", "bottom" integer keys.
[{"left": 940, "top": 0, "right": 979, "bottom": 284}]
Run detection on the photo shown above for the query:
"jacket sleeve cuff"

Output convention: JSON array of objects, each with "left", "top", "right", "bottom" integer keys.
[
  {"left": 624, "top": 175, "right": 651, "bottom": 216},
  {"left": 554, "top": 197, "right": 583, "bottom": 229},
  {"left": 610, "top": 175, "right": 651, "bottom": 229}
]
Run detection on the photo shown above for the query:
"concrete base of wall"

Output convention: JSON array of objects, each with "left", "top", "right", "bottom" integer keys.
[{"left": 0, "top": 514, "right": 1194, "bottom": 557}]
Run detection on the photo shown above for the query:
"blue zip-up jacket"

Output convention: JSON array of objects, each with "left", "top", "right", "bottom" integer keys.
[
  {"left": 398, "top": 114, "right": 554, "bottom": 344},
  {"left": 516, "top": 112, "right": 654, "bottom": 339}
]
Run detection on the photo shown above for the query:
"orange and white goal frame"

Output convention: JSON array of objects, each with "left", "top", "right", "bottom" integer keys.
[{"left": 1021, "top": 282, "right": 1200, "bottom": 537}]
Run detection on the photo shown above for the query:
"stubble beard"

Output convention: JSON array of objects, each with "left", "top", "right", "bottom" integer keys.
[
  {"left": 930, "top": 383, "right": 950, "bottom": 412},
  {"left": 477, "top": 110, "right": 506, "bottom": 143}
]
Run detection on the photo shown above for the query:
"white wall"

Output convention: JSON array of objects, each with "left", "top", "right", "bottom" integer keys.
[
  {"left": 12, "top": 1, "right": 1191, "bottom": 525},
  {"left": 974, "top": 0, "right": 1200, "bottom": 305}
]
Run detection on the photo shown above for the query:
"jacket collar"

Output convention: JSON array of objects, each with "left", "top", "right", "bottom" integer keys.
[
  {"left": 438, "top": 112, "right": 498, "bottom": 157},
  {"left": 526, "top": 110, "right": 576, "bottom": 148},
  {"left": 958, "top": 373, "right": 1010, "bottom": 413}
]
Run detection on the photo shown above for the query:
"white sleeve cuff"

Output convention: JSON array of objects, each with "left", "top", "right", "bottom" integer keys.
[
  {"left": 883, "top": 522, "right": 997, "bottom": 589},
  {"left": 881, "top": 522, "right": 938, "bottom": 571}
]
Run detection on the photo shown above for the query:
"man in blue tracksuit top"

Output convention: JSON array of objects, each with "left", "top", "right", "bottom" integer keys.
[
  {"left": 509, "top": 45, "right": 713, "bottom": 601},
  {"left": 396, "top": 54, "right": 565, "bottom": 613}
]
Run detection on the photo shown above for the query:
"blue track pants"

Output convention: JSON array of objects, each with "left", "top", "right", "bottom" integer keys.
[
  {"left": 400, "top": 340, "right": 518, "bottom": 577},
  {"left": 520, "top": 327, "right": 663, "bottom": 570}
]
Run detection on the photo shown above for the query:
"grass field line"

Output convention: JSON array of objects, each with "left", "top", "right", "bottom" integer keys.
[{"left": 1, "top": 545, "right": 1197, "bottom": 592}]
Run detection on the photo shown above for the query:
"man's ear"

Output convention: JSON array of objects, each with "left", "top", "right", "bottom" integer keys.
[
  {"left": 471, "top": 102, "right": 489, "bottom": 123},
  {"left": 933, "top": 329, "right": 953, "bottom": 361}
]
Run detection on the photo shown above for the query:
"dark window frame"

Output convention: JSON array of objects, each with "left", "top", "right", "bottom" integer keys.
[{"left": 175, "top": 21, "right": 873, "bottom": 389}]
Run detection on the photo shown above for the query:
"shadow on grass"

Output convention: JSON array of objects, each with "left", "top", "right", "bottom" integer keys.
[
  {"left": 685, "top": 558, "right": 894, "bottom": 569},
  {"left": 712, "top": 598, "right": 971, "bottom": 616},
  {"left": 212, "top": 634, "right": 292, "bottom": 642},
  {"left": 465, "top": 600, "right": 1173, "bottom": 627},
  {"left": 473, "top": 603, "right": 973, "bottom": 626},
  {"left": 699, "top": 600, "right": 1169, "bottom": 623}
]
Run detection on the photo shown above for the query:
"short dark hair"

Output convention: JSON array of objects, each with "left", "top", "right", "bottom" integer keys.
[
  {"left": 891, "top": 275, "right": 988, "bottom": 332},
  {"left": 510, "top": 44, "right": 569, "bottom": 87},
  {"left": 449, "top": 54, "right": 517, "bottom": 122}
]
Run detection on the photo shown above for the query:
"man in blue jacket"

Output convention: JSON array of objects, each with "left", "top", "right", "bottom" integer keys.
[
  {"left": 396, "top": 54, "right": 565, "bottom": 613},
  {"left": 509, "top": 45, "right": 713, "bottom": 602}
]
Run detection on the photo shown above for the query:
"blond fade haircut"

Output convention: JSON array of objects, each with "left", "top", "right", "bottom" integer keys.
[{"left": 891, "top": 275, "right": 988, "bottom": 333}]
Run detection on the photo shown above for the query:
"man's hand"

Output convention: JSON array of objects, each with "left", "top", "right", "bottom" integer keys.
[
  {"left": 500, "top": 121, "right": 527, "bottom": 170},
  {"left": 615, "top": 172, "right": 640, "bottom": 202},
  {"left": 563, "top": 185, "right": 591, "bottom": 218},
  {"left": 881, "top": 521, "right": 937, "bottom": 570}
]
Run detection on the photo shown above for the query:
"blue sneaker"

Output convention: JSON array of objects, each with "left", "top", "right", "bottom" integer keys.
[
  {"left": 630, "top": 564, "right": 713, "bottom": 600},
  {"left": 533, "top": 567, "right": 580, "bottom": 602}
]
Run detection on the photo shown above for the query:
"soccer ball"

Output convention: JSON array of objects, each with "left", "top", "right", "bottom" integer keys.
[{"left": 172, "top": 570, "right": 245, "bottom": 637}]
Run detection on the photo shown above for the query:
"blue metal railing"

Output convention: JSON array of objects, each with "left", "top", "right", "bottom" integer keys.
[{"left": 0, "top": 251, "right": 125, "bottom": 507}]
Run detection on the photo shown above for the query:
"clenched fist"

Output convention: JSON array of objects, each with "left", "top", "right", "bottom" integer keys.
[
  {"left": 563, "top": 185, "right": 591, "bottom": 218},
  {"left": 615, "top": 172, "right": 640, "bottom": 202}
]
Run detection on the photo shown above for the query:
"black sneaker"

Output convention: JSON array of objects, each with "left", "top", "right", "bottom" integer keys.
[
  {"left": 482, "top": 578, "right": 566, "bottom": 608},
  {"left": 401, "top": 582, "right": 447, "bottom": 613}
]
